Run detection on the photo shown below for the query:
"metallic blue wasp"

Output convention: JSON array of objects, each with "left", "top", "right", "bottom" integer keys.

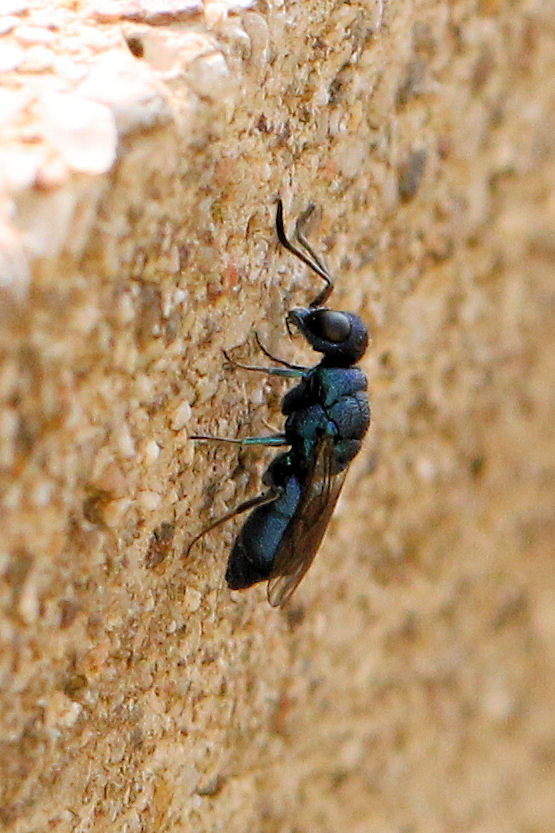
[{"left": 187, "top": 199, "right": 371, "bottom": 607}]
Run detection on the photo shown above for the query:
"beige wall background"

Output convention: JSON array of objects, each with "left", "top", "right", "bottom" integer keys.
[{"left": 0, "top": 1, "right": 553, "bottom": 831}]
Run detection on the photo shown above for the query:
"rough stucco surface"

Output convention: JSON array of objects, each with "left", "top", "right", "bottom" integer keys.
[{"left": 0, "top": 0, "right": 553, "bottom": 831}]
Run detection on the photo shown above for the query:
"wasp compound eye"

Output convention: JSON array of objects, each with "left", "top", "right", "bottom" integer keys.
[{"left": 311, "top": 310, "right": 351, "bottom": 343}]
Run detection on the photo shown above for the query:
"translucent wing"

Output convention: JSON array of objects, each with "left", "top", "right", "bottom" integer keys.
[{"left": 267, "top": 433, "right": 348, "bottom": 608}]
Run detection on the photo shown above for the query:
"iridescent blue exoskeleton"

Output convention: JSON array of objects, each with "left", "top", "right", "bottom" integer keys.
[{"left": 187, "top": 200, "right": 371, "bottom": 607}]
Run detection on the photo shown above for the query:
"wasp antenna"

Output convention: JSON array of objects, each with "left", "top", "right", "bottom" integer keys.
[{"left": 276, "top": 200, "right": 334, "bottom": 307}]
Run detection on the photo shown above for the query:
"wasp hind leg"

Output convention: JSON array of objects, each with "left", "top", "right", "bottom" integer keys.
[{"left": 185, "top": 485, "right": 283, "bottom": 558}]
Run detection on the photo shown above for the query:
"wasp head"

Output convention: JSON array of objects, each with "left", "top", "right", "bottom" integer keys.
[{"left": 286, "top": 307, "right": 368, "bottom": 366}]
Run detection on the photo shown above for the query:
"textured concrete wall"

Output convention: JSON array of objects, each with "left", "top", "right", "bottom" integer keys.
[{"left": 0, "top": 1, "right": 553, "bottom": 831}]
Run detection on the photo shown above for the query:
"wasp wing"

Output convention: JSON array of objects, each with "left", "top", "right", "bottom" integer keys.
[{"left": 267, "top": 433, "right": 348, "bottom": 608}]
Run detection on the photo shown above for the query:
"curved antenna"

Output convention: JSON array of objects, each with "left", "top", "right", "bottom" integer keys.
[{"left": 276, "top": 199, "right": 334, "bottom": 308}]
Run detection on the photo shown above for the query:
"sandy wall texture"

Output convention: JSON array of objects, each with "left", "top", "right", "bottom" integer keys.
[{"left": 0, "top": 1, "right": 553, "bottom": 831}]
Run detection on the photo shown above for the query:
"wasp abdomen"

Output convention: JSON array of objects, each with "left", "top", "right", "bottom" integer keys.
[{"left": 226, "top": 473, "right": 302, "bottom": 590}]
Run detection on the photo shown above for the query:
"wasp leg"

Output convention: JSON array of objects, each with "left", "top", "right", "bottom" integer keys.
[
  {"left": 190, "top": 433, "right": 288, "bottom": 446},
  {"left": 223, "top": 349, "right": 304, "bottom": 379},
  {"left": 185, "top": 485, "right": 284, "bottom": 557},
  {"left": 253, "top": 332, "right": 308, "bottom": 372}
]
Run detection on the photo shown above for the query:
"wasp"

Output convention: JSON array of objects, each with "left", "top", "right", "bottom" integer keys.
[{"left": 188, "top": 199, "right": 371, "bottom": 607}]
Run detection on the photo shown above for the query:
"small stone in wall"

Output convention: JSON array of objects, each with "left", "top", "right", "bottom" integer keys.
[{"left": 41, "top": 92, "right": 117, "bottom": 174}]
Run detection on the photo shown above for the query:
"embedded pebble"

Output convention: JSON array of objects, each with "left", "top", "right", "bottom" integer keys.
[
  {"left": 0, "top": 220, "right": 30, "bottom": 299},
  {"left": 2, "top": 0, "right": 29, "bottom": 13},
  {"left": 0, "top": 43, "right": 24, "bottom": 72},
  {"left": 336, "top": 139, "right": 367, "bottom": 179},
  {"left": 0, "top": 16, "right": 20, "bottom": 34},
  {"left": 54, "top": 55, "right": 89, "bottom": 82},
  {"left": 205, "top": 0, "right": 256, "bottom": 19},
  {"left": 14, "top": 25, "right": 56, "bottom": 44},
  {"left": 30, "top": 478, "right": 54, "bottom": 507},
  {"left": 18, "top": 575, "right": 39, "bottom": 625},
  {"left": 171, "top": 401, "right": 192, "bottom": 430},
  {"left": 78, "top": 51, "right": 172, "bottom": 134},
  {"left": 242, "top": 12, "right": 270, "bottom": 63},
  {"left": 88, "top": 0, "right": 202, "bottom": 23},
  {"left": 75, "top": 25, "right": 115, "bottom": 50},
  {"left": 25, "top": 11, "right": 65, "bottom": 30},
  {"left": 44, "top": 693, "right": 82, "bottom": 730},
  {"left": 19, "top": 45, "right": 55, "bottom": 72},
  {"left": 143, "top": 440, "right": 161, "bottom": 464},
  {"left": 183, "top": 587, "right": 202, "bottom": 613},
  {"left": 41, "top": 92, "right": 117, "bottom": 174},
  {"left": 0, "top": 89, "right": 25, "bottom": 125},
  {"left": 140, "top": 0, "right": 203, "bottom": 23},
  {"left": 0, "top": 409, "right": 18, "bottom": 467},
  {"left": 137, "top": 490, "right": 163, "bottom": 511},
  {"left": 414, "top": 456, "right": 437, "bottom": 482},
  {"left": 2, "top": 482, "right": 22, "bottom": 510},
  {"left": 186, "top": 51, "right": 231, "bottom": 100},
  {"left": 115, "top": 423, "right": 136, "bottom": 457},
  {"left": 103, "top": 498, "right": 132, "bottom": 527}
]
